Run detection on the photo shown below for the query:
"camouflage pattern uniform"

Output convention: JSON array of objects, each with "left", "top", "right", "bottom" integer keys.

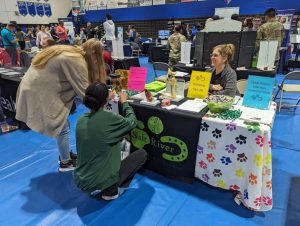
[
  {"left": 256, "top": 18, "right": 285, "bottom": 61},
  {"left": 168, "top": 32, "right": 187, "bottom": 66}
]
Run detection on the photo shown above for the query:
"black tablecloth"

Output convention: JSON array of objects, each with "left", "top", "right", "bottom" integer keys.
[
  {"left": 149, "top": 46, "right": 170, "bottom": 63},
  {"left": 0, "top": 67, "right": 25, "bottom": 120},
  {"left": 142, "top": 42, "right": 156, "bottom": 56},
  {"left": 235, "top": 69, "right": 276, "bottom": 80},
  {"left": 129, "top": 97, "right": 207, "bottom": 181},
  {"left": 113, "top": 57, "right": 140, "bottom": 70}
]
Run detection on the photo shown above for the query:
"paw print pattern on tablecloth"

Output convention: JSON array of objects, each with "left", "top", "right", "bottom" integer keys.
[
  {"left": 235, "top": 135, "right": 247, "bottom": 145},
  {"left": 212, "top": 129, "right": 222, "bottom": 139},
  {"left": 226, "top": 121, "right": 237, "bottom": 131},
  {"left": 246, "top": 122, "right": 261, "bottom": 133},
  {"left": 198, "top": 160, "right": 207, "bottom": 169},
  {"left": 225, "top": 144, "right": 237, "bottom": 153},
  {"left": 213, "top": 169, "right": 222, "bottom": 177},
  {"left": 235, "top": 168, "right": 246, "bottom": 178},
  {"left": 220, "top": 156, "right": 232, "bottom": 165},
  {"left": 207, "top": 140, "right": 216, "bottom": 150},
  {"left": 254, "top": 154, "right": 263, "bottom": 166},
  {"left": 264, "top": 154, "right": 272, "bottom": 166},
  {"left": 244, "top": 189, "right": 249, "bottom": 200},
  {"left": 255, "top": 135, "right": 264, "bottom": 147},
  {"left": 266, "top": 180, "right": 272, "bottom": 190},
  {"left": 262, "top": 196, "right": 273, "bottom": 206},
  {"left": 202, "top": 174, "right": 209, "bottom": 182},
  {"left": 249, "top": 173, "right": 257, "bottom": 185},
  {"left": 206, "top": 153, "right": 215, "bottom": 163},
  {"left": 237, "top": 153, "right": 248, "bottom": 162},
  {"left": 200, "top": 122, "right": 210, "bottom": 132},
  {"left": 254, "top": 197, "right": 262, "bottom": 207},
  {"left": 197, "top": 145, "right": 204, "bottom": 154},
  {"left": 105, "top": 102, "right": 112, "bottom": 111},
  {"left": 229, "top": 184, "right": 240, "bottom": 190},
  {"left": 262, "top": 166, "right": 271, "bottom": 176},
  {"left": 216, "top": 179, "right": 226, "bottom": 189}
]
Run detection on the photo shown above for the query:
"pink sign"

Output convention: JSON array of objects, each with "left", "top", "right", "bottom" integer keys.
[{"left": 128, "top": 67, "right": 148, "bottom": 91}]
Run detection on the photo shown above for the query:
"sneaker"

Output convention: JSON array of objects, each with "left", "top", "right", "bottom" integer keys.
[
  {"left": 59, "top": 159, "right": 76, "bottom": 172},
  {"left": 70, "top": 151, "right": 77, "bottom": 160},
  {"left": 58, "top": 151, "right": 77, "bottom": 163},
  {"left": 101, "top": 188, "right": 125, "bottom": 201}
]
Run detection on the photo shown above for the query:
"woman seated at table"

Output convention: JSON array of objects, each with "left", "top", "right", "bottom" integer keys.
[
  {"left": 207, "top": 44, "right": 237, "bottom": 97},
  {"left": 74, "top": 82, "right": 147, "bottom": 201}
]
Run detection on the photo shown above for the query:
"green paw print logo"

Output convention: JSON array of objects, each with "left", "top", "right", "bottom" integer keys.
[
  {"left": 131, "top": 120, "right": 150, "bottom": 149},
  {"left": 131, "top": 116, "right": 188, "bottom": 162}
]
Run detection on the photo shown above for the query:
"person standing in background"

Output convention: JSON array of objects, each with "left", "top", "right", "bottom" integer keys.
[
  {"left": 1, "top": 23, "right": 18, "bottom": 65},
  {"left": 168, "top": 25, "right": 187, "bottom": 67},
  {"left": 56, "top": 20, "right": 69, "bottom": 44},
  {"left": 15, "top": 27, "right": 26, "bottom": 50},
  {"left": 36, "top": 25, "right": 52, "bottom": 48},
  {"left": 103, "top": 14, "right": 116, "bottom": 53},
  {"left": 256, "top": 8, "right": 285, "bottom": 62},
  {"left": 50, "top": 24, "right": 59, "bottom": 41},
  {"left": 252, "top": 16, "right": 262, "bottom": 31}
]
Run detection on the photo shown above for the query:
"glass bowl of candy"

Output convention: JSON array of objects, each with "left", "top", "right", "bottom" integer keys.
[{"left": 205, "top": 95, "right": 234, "bottom": 113}]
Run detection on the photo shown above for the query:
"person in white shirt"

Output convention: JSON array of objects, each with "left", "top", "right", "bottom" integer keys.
[
  {"left": 103, "top": 14, "right": 116, "bottom": 53},
  {"left": 36, "top": 25, "right": 52, "bottom": 48}
]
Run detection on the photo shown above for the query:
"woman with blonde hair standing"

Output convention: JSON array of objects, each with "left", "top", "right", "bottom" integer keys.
[{"left": 16, "top": 38, "right": 106, "bottom": 172}]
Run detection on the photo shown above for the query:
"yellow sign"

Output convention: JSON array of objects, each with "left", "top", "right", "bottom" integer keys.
[{"left": 187, "top": 71, "right": 212, "bottom": 99}]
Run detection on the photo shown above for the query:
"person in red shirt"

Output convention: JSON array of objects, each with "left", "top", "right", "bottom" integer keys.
[
  {"left": 56, "top": 20, "right": 69, "bottom": 44},
  {"left": 102, "top": 50, "right": 113, "bottom": 71}
]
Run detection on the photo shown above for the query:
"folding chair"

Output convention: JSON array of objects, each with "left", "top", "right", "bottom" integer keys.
[
  {"left": 131, "top": 43, "right": 142, "bottom": 57},
  {"left": 236, "top": 79, "right": 248, "bottom": 96},
  {"left": 153, "top": 62, "right": 170, "bottom": 82},
  {"left": 273, "top": 71, "right": 300, "bottom": 111}
]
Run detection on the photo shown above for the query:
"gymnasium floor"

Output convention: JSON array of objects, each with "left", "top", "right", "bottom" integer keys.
[{"left": 0, "top": 57, "right": 299, "bottom": 226}]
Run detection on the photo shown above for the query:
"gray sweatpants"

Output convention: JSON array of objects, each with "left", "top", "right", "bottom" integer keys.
[{"left": 5, "top": 46, "right": 17, "bottom": 65}]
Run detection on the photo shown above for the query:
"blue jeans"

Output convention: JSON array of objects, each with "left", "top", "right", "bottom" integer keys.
[
  {"left": 106, "top": 40, "right": 113, "bottom": 53},
  {"left": 56, "top": 120, "right": 71, "bottom": 162}
]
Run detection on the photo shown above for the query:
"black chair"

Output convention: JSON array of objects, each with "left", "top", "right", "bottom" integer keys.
[
  {"left": 288, "top": 49, "right": 300, "bottom": 71},
  {"left": 153, "top": 62, "right": 170, "bottom": 82}
]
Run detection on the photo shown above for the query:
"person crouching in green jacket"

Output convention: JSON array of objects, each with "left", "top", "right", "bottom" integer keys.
[{"left": 74, "top": 82, "right": 147, "bottom": 200}]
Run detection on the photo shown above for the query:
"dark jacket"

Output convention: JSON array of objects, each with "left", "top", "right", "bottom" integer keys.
[{"left": 207, "top": 64, "right": 237, "bottom": 97}]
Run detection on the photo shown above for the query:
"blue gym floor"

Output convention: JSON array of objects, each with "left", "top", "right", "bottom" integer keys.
[{"left": 0, "top": 57, "right": 299, "bottom": 226}]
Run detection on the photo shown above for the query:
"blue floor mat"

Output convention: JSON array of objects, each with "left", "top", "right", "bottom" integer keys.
[{"left": 1, "top": 58, "right": 300, "bottom": 226}]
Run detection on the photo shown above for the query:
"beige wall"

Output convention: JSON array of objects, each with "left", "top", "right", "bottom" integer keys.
[{"left": 0, "top": 0, "right": 72, "bottom": 24}]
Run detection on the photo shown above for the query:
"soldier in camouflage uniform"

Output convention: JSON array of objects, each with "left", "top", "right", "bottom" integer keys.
[
  {"left": 168, "top": 25, "right": 187, "bottom": 67},
  {"left": 256, "top": 8, "right": 285, "bottom": 61}
]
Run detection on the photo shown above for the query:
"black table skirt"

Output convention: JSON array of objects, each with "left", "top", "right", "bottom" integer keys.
[
  {"left": 113, "top": 57, "right": 140, "bottom": 70},
  {"left": 128, "top": 98, "right": 207, "bottom": 181}
]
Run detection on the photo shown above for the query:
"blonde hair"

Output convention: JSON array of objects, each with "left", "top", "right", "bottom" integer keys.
[
  {"left": 32, "top": 45, "right": 84, "bottom": 69},
  {"left": 82, "top": 38, "right": 106, "bottom": 84},
  {"left": 213, "top": 44, "right": 235, "bottom": 64},
  {"left": 32, "top": 39, "right": 106, "bottom": 84}
]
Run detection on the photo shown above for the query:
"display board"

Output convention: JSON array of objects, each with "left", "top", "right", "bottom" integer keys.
[{"left": 215, "top": 7, "right": 240, "bottom": 19}]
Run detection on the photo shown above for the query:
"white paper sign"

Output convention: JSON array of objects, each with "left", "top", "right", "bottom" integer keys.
[
  {"left": 140, "top": 0, "right": 153, "bottom": 6},
  {"left": 180, "top": 42, "right": 191, "bottom": 64},
  {"left": 257, "top": 41, "right": 278, "bottom": 69},
  {"left": 153, "top": 0, "right": 166, "bottom": 5},
  {"left": 290, "top": 34, "right": 300, "bottom": 44},
  {"left": 205, "top": 19, "right": 242, "bottom": 32},
  {"left": 112, "top": 39, "right": 124, "bottom": 59},
  {"left": 215, "top": 7, "right": 240, "bottom": 19}
]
